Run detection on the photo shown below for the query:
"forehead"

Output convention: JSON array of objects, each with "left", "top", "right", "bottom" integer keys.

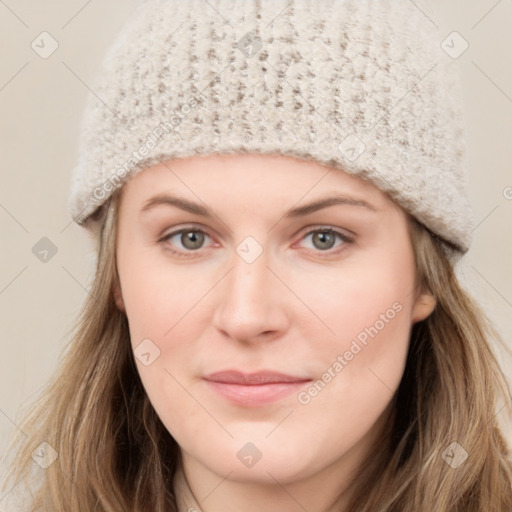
[{"left": 120, "top": 153, "right": 388, "bottom": 208}]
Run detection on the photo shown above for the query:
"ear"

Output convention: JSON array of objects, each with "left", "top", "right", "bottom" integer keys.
[
  {"left": 411, "top": 290, "right": 436, "bottom": 324},
  {"left": 113, "top": 274, "right": 126, "bottom": 313}
]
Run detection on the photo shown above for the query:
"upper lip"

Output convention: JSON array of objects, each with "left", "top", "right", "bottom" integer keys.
[{"left": 203, "top": 370, "right": 311, "bottom": 385}]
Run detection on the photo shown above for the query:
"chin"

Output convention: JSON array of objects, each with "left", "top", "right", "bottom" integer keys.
[
  {"left": 188, "top": 437, "right": 319, "bottom": 484},
  {"left": 211, "top": 457, "right": 311, "bottom": 484}
]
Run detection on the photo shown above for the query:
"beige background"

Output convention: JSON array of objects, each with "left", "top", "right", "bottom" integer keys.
[{"left": 1, "top": 0, "right": 512, "bottom": 485}]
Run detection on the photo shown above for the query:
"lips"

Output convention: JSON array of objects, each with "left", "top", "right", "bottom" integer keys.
[
  {"left": 204, "top": 370, "right": 311, "bottom": 385},
  {"left": 202, "top": 370, "right": 312, "bottom": 407}
]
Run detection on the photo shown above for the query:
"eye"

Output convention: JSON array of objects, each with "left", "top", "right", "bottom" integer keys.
[
  {"left": 159, "top": 227, "right": 213, "bottom": 257},
  {"left": 297, "top": 227, "right": 354, "bottom": 255}
]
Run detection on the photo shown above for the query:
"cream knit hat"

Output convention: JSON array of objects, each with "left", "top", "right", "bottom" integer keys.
[{"left": 68, "top": 0, "right": 475, "bottom": 259}]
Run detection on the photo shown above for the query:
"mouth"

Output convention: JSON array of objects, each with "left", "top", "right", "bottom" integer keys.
[{"left": 202, "top": 370, "right": 312, "bottom": 407}]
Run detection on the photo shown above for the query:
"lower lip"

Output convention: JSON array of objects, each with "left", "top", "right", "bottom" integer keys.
[{"left": 204, "top": 380, "right": 311, "bottom": 407}]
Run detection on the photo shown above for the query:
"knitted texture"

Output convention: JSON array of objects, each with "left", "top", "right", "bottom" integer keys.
[{"left": 68, "top": 0, "right": 475, "bottom": 259}]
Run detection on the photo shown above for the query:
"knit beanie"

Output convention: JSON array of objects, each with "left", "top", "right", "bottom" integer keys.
[{"left": 67, "top": 0, "right": 475, "bottom": 261}]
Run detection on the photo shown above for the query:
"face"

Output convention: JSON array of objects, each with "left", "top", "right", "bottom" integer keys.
[{"left": 114, "top": 154, "right": 435, "bottom": 488}]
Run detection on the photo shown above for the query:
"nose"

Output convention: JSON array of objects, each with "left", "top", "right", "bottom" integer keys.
[{"left": 212, "top": 249, "right": 290, "bottom": 345}]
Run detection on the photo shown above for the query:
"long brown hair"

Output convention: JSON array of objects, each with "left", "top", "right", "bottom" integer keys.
[{"left": 3, "top": 187, "right": 512, "bottom": 511}]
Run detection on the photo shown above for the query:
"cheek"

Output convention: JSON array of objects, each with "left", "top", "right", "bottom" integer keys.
[
  {"left": 117, "top": 250, "right": 214, "bottom": 419},
  {"left": 118, "top": 247, "right": 205, "bottom": 348},
  {"left": 121, "top": 266, "right": 205, "bottom": 441},
  {"left": 287, "top": 292, "right": 411, "bottom": 474},
  {"left": 300, "top": 309, "right": 410, "bottom": 453},
  {"left": 293, "top": 244, "right": 415, "bottom": 355},
  {"left": 290, "top": 251, "right": 414, "bottom": 448},
  {"left": 297, "top": 274, "right": 412, "bottom": 405}
]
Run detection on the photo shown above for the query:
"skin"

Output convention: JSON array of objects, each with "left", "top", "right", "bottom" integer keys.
[{"left": 113, "top": 154, "right": 436, "bottom": 512}]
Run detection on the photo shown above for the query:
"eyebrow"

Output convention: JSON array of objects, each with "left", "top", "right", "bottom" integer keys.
[{"left": 139, "top": 193, "right": 378, "bottom": 218}]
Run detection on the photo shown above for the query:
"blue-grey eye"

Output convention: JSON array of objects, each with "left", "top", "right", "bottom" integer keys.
[
  {"left": 302, "top": 229, "right": 347, "bottom": 251},
  {"left": 165, "top": 229, "right": 209, "bottom": 251}
]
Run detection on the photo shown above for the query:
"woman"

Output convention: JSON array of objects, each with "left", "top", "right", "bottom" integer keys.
[{"left": 3, "top": 1, "right": 512, "bottom": 510}]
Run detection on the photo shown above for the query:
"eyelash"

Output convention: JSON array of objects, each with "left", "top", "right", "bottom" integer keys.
[{"left": 158, "top": 225, "right": 355, "bottom": 259}]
